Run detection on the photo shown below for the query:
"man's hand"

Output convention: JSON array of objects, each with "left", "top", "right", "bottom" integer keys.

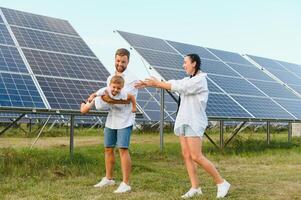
[
  {"left": 101, "top": 90, "right": 114, "bottom": 104},
  {"left": 87, "top": 93, "right": 97, "bottom": 103}
]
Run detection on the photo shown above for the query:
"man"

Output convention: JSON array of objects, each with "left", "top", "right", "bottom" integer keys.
[{"left": 89, "top": 48, "right": 138, "bottom": 193}]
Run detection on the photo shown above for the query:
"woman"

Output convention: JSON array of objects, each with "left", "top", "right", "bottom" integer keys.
[{"left": 135, "top": 54, "right": 230, "bottom": 198}]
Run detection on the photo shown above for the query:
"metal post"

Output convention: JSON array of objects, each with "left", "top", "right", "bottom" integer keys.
[
  {"left": 288, "top": 122, "right": 292, "bottom": 143},
  {"left": 267, "top": 121, "right": 270, "bottom": 145},
  {"left": 70, "top": 115, "right": 75, "bottom": 159},
  {"left": 160, "top": 89, "right": 165, "bottom": 152},
  {"left": 220, "top": 121, "right": 224, "bottom": 149},
  {"left": 29, "top": 118, "right": 32, "bottom": 134}
]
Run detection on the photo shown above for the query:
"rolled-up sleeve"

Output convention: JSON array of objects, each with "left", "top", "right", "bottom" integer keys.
[{"left": 167, "top": 77, "right": 207, "bottom": 95}]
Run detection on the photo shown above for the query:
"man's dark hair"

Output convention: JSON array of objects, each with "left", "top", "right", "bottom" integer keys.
[{"left": 115, "top": 48, "right": 130, "bottom": 60}]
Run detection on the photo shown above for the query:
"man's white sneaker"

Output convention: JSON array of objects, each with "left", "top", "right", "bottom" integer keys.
[
  {"left": 216, "top": 180, "right": 231, "bottom": 198},
  {"left": 93, "top": 177, "right": 115, "bottom": 188},
  {"left": 113, "top": 182, "right": 131, "bottom": 193},
  {"left": 181, "top": 187, "right": 202, "bottom": 199}
]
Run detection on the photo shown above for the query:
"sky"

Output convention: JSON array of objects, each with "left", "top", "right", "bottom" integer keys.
[{"left": 1, "top": 0, "right": 300, "bottom": 78}]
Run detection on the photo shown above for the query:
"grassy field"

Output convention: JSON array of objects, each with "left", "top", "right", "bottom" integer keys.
[{"left": 1, "top": 129, "right": 301, "bottom": 200}]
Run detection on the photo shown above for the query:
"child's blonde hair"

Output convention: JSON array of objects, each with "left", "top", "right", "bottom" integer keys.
[{"left": 110, "top": 75, "right": 125, "bottom": 87}]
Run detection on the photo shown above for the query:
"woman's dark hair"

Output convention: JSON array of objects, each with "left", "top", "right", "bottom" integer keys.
[{"left": 186, "top": 54, "right": 201, "bottom": 77}]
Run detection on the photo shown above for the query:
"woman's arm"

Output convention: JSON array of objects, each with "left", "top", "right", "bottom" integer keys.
[{"left": 135, "top": 77, "right": 171, "bottom": 90}]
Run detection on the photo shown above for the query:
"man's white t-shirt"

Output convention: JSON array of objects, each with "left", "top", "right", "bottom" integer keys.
[{"left": 104, "top": 70, "right": 138, "bottom": 129}]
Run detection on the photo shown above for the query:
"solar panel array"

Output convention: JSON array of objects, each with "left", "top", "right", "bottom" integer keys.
[
  {"left": 117, "top": 30, "right": 300, "bottom": 120},
  {"left": 246, "top": 55, "right": 301, "bottom": 119},
  {"left": 0, "top": 7, "right": 110, "bottom": 111}
]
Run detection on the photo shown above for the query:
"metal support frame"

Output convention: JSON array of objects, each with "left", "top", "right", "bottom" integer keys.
[
  {"left": 70, "top": 115, "right": 75, "bottom": 159},
  {"left": 30, "top": 115, "right": 52, "bottom": 149},
  {"left": 220, "top": 121, "right": 224, "bottom": 149},
  {"left": 288, "top": 122, "right": 292, "bottom": 143},
  {"left": 160, "top": 88, "right": 164, "bottom": 152},
  {"left": 224, "top": 121, "right": 247, "bottom": 148},
  {"left": 267, "top": 121, "right": 271, "bottom": 145},
  {"left": 0, "top": 113, "right": 26, "bottom": 135}
]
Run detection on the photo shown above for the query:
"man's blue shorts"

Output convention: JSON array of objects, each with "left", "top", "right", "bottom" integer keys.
[{"left": 104, "top": 126, "right": 133, "bottom": 149}]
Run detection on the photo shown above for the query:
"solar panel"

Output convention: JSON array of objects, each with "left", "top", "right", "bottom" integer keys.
[
  {"left": 249, "top": 80, "right": 299, "bottom": 99},
  {"left": 206, "top": 93, "right": 252, "bottom": 118},
  {"left": 0, "top": 7, "right": 112, "bottom": 112},
  {"left": 207, "top": 48, "right": 252, "bottom": 65},
  {"left": 231, "top": 96, "right": 293, "bottom": 119},
  {"left": 0, "top": 24, "right": 14, "bottom": 45},
  {"left": 118, "top": 30, "right": 175, "bottom": 53},
  {"left": 23, "top": 48, "right": 110, "bottom": 80},
  {"left": 118, "top": 30, "right": 299, "bottom": 120},
  {"left": 0, "top": 72, "right": 45, "bottom": 108},
  {"left": 134, "top": 47, "right": 183, "bottom": 70},
  {"left": 36, "top": 76, "right": 104, "bottom": 110},
  {"left": 201, "top": 59, "right": 240, "bottom": 77},
  {"left": 227, "top": 63, "right": 274, "bottom": 81},
  {"left": 1, "top": 7, "right": 78, "bottom": 35},
  {"left": 209, "top": 75, "right": 265, "bottom": 96},
  {"left": 0, "top": 45, "right": 28, "bottom": 73},
  {"left": 11, "top": 26, "right": 95, "bottom": 56},
  {"left": 0, "top": 15, "right": 3, "bottom": 23},
  {"left": 167, "top": 40, "right": 218, "bottom": 60}
]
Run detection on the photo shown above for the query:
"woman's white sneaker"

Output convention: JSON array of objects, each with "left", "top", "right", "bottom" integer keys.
[
  {"left": 181, "top": 187, "right": 202, "bottom": 199},
  {"left": 93, "top": 177, "right": 115, "bottom": 188},
  {"left": 216, "top": 180, "right": 231, "bottom": 198},
  {"left": 113, "top": 182, "right": 131, "bottom": 193}
]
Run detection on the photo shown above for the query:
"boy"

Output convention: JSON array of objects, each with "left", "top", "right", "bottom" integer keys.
[{"left": 80, "top": 75, "right": 136, "bottom": 113}]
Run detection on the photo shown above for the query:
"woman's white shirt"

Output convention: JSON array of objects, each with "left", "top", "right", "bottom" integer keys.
[{"left": 167, "top": 73, "right": 208, "bottom": 134}]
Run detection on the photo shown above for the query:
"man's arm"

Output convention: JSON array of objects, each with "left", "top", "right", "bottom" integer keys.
[
  {"left": 127, "top": 94, "right": 136, "bottom": 112},
  {"left": 101, "top": 94, "right": 131, "bottom": 104}
]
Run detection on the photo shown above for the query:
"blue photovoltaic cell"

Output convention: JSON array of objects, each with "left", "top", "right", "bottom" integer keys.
[
  {"left": 0, "top": 15, "right": 3, "bottom": 23},
  {"left": 0, "top": 72, "right": 45, "bottom": 108},
  {"left": 150, "top": 87, "right": 178, "bottom": 117},
  {"left": 201, "top": 59, "right": 240, "bottom": 77},
  {"left": 247, "top": 55, "right": 286, "bottom": 70},
  {"left": 1, "top": 7, "right": 78, "bottom": 36},
  {"left": 36, "top": 76, "right": 105, "bottom": 110},
  {"left": 207, "top": 78, "right": 223, "bottom": 93},
  {"left": 209, "top": 75, "right": 264, "bottom": 96},
  {"left": 288, "top": 84, "right": 301, "bottom": 95},
  {"left": 0, "top": 24, "right": 15, "bottom": 45},
  {"left": 268, "top": 68, "right": 301, "bottom": 85},
  {"left": 117, "top": 30, "right": 176, "bottom": 53},
  {"left": 167, "top": 40, "right": 218, "bottom": 60},
  {"left": 275, "top": 99, "right": 301, "bottom": 119},
  {"left": 11, "top": 26, "right": 95, "bottom": 56},
  {"left": 0, "top": 45, "right": 28, "bottom": 73},
  {"left": 23, "top": 49, "right": 110, "bottom": 80},
  {"left": 206, "top": 93, "right": 252, "bottom": 118},
  {"left": 232, "top": 96, "right": 293, "bottom": 119},
  {"left": 276, "top": 60, "right": 301, "bottom": 76},
  {"left": 227, "top": 63, "right": 275, "bottom": 81},
  {"left": 249, "top": 80, "right": 299, "bottom": 99},
  {"left": 137, "top": 88, "right": 174, "bottom": 121},
  {"left": 208, "top": 48, "right": 252, "bottom": 65},
  {"left": 135, "top": 47, "right": 183, "bottom": 69},
  {"left": 153, "top": 67, "right": 186, "bottom": 80}
]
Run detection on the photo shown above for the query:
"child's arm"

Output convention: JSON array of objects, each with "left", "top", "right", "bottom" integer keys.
[
  {"left": 80, "top": 99, "right": 95, "bottom": 114},
  {"left": 87, "top": 92, "right": 97, "bottom": 103},
  {"left": 127, "top": 94, "right": 136, "bottom": 113}
]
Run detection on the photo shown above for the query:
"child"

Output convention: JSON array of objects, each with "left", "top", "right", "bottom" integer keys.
[{"left": 80, "top": 75, "right": 136, "bottom": 113}]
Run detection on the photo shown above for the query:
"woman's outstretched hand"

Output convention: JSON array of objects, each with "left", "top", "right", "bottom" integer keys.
[{"left": 134, "top": 77, "right": 159, "bottom": 88}]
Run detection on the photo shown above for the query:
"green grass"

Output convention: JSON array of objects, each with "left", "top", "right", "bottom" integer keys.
[{"left": 1, "top": 132, "right": 301, "bottom": 200}]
